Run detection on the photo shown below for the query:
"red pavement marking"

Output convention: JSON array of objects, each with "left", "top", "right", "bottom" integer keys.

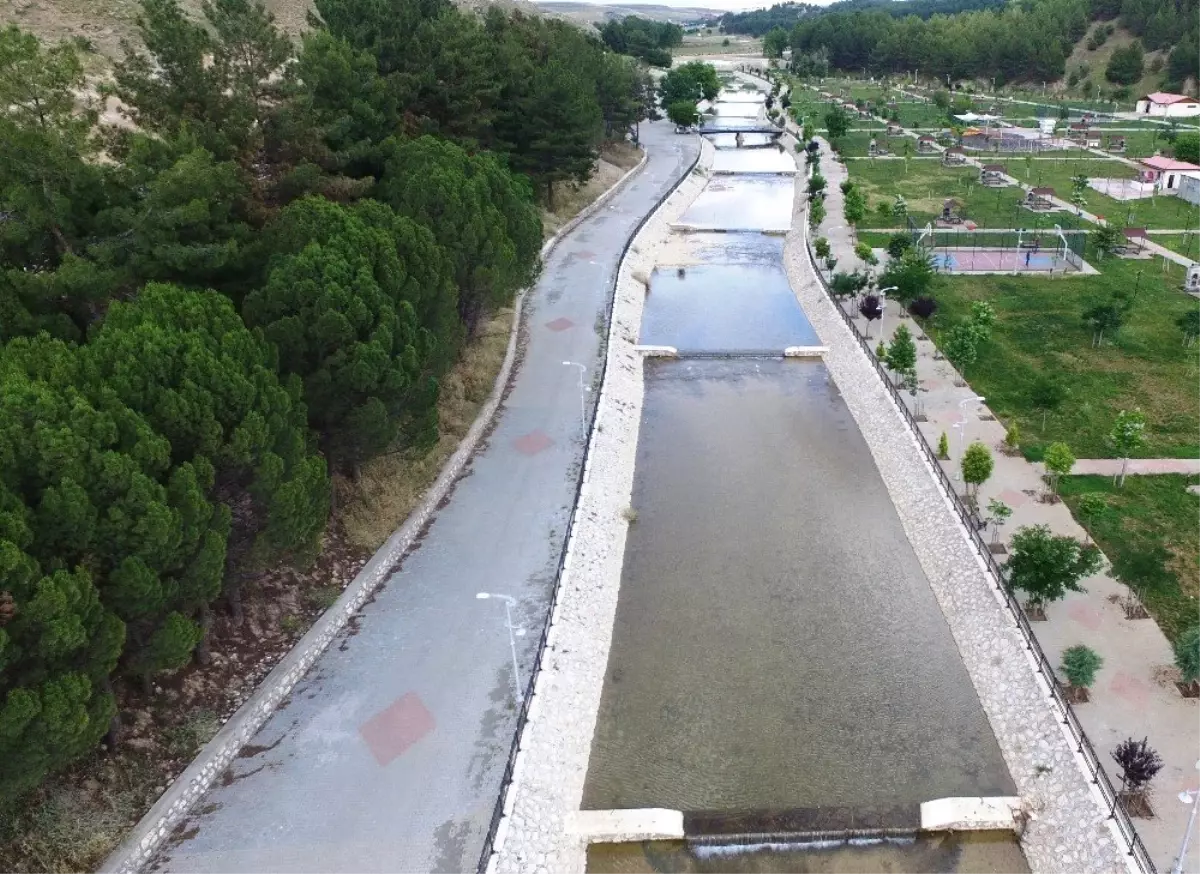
[
  {"left": 998, "top": 488, "right": 1029, "bottom": 508},
  {"left": 358, "top": 692, "right": 435, "bottom": 767},
  {"left": 1107, "top": 670, "right": 1150, "bottom": 708},
  {"left": 545, "top": 317, "right": 575, "bottom": 332},
  {"left": 1067, "top": 599, "right": 1104, "bottom": 631},
  {"left": 513, "top": 430, "right": 554, "bottom": 455}
]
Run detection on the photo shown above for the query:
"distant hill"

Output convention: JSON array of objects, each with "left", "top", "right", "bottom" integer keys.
[
  {"left": 535, "top": 1, "right": 723, "bottom": 27},
  {"left": 0, "top": 0, "right": 539, "bottom": 64}
]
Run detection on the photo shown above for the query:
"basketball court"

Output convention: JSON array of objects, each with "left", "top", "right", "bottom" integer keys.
[{"left": 910, "top": 221, "right": 1093, "bottom": 275}]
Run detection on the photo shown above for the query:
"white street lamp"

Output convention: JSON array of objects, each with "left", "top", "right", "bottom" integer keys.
[
  {"left": 877, "top": 285, "right": 897, "bottom": 336},
  {"left": 476, "top": 592, "right": 526, "bottom": 704},
  {"left": 562, "top": 361, "right": 589, "bottom": 429},
  {"left": 954, "top": 395, "right": 986, "bottom": 479},
  {"left": 1171, "top": 760, "right": 1200, "bottom": 874}
]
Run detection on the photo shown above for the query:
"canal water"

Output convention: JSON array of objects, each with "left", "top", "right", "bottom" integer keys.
[
  {"left": 582, "top": 85, "right": 1018, "bottom": 861},
  {"left": 586, "top": 833, "right": 1030, "bottom": 873}
]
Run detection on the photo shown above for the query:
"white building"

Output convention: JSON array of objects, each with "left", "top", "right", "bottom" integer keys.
[
  {"left": 1138, "top": 156, "right": 1200, "bottom": 192},
  {"left": 1180, "top": 173, "right": 1200, "bottom": 207},
  {"left": 1134, "top": 92, "right": 1200, "bottom": 118}
]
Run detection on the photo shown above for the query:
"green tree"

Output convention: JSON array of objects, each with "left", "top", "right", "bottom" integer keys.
[
  {"left": 377, "top": 136, "right": 540, "bottom": 336},
  {"left": 660, "top": 60, "right": 720, "bottom": 105},
  {"left": 813, "top": 237, "right": 831, "bottom": 260},
  {"left": 1107, "top": 408, "right": 1146, "bottom": 486},
  {"left": 84, "top": 283, "right": 330, "bottom": 567},
  {"left": 1074, "top": 492, "right": 1108, "bottom": 545},
  {"left": 937, "top": 431, "right": 950, "bottom": 459},
  {"left": 667, "top": 100, "right": 700, "bottom": 127},
  {"left": 1082, "top": 299, "right": 1125, "bottom": 346},
  {"left": 0, "top": 338, "right": 228, "bottom": 683},
  {"left": 0, "top": 26, "right": 116, "bottom": 341},
  {"left": 985, "top": 497, "right": 1012, "bottom": 544},
  {"left": 1173, "top": 132, "right": 1199, "bottom": 165},
  {"left": 1028, "top": 374, "right": 1067, "bottom": 431},
  {"left": 1089, "top": 223, "right": 1122, "bottom": 260},
  {"left": 1175, "top": 625, "right": 1200, "bottom": 690},
  {"left": 246, "top": 197, "right": 456, "bottom": 470},
  {"left": 1104, "top": 42, "right": 1144, "bottom": 85},
  {"left": 493, "top": 58, "right": 602, "bottom": 209},
  {"left": 879, "top": 247, "right": 936, "bottom": 304},
  {"left": 823, "top": 105, "right": 850, "bottom": 139},
  {"left": 112, "top": 0, "right": 292, "bottom": 162},
  {"left": 885, "top": 323, "right": 917, "bottom": 380},
  {"left": 942, "top": 323, "right": 978, "bottom": 372},
  {"left": 1060, "top": 644, "right": 1103, "bottom": 698},
  {"left": 0, "top": 547, "right": 124, "bottom": 804},
  {"left": 1041, "top": 441, "right": 1075, "bottom": 497},
  {"left": 960, "top": 440, "right": 993, "bottom": 499},
  {"left": 1005, "top": 524, "right": 1102, "bottom": 616},
  {"left": 763, "top": 26, "right": 790, "bottom": 58},
  {"left": 1069, "top": 173, "right": 1089, "bottom": 212}
]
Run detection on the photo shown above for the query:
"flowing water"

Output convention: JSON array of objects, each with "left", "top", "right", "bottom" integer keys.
[
  {"left": 586, "top": 834, "right": 1030, "bottom": 873},
  {"left": 581, "top": 88, "right": 1020, "bottom": 867}
]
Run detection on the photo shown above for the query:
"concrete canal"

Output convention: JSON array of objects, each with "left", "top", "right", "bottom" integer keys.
[{"left": 581, "top": 82, "right": 1018, "bottom": 835}]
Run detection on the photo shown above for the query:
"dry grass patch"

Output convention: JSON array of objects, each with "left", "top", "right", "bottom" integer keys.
[
  {"left": 542, "top": 143, "right": 642, "bottom": 238},
  {"left": 337, "top": 308, "right": 513, "bottom": 551}
]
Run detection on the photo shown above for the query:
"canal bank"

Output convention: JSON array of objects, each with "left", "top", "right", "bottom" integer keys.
[{"left": 490, "top": 81, "right": 1047, "bottom": 874}]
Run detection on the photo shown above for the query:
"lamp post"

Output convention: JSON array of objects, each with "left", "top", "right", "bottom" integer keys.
[
  {"left": 877, "top": 285, "right": 897, "bottom": 335},
  {"left": 954, "top": 395, "right": 986, "bottom": 479},
  {"left": 562, "top": 361, "right": 589, "bottom": 429},
  {"left": 1172, "top": 760, "right": 1200, "bottom": 874},
  {"left": 476, "top": 592, "right": 526, "bottom": 705}
]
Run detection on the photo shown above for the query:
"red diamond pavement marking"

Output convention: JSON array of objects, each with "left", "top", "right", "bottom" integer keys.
[
  {"left": 1107, "top": 670, "right": 1150, "bottom": 708},
  {"left": 998, "top": 487, "right": 1029, "bottom": 508},
  {"left": 545, "top": 317, "right": 575, "bottom": 332},
  {"left": 359, "top": 692, "right": 435, "bottom": 767},
  {"left": 513, "top": 430, "right": 554, "bottom": 455},
  {"left": 1067, "top": 599, "right": 1104, "bottom": 631}
]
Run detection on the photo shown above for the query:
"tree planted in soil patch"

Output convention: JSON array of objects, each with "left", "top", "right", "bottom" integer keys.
[
  {"left": 1112, "top": 737, "right": 1163, "bottom": 818},
  {"left": 1060, "top": 644, "right": 1103, "bottom": 703},
  {"left": 985, "top": 498, "right": 1012, "bottom": 552},
  {"left": 1005, "top": 525, "right": 1102, "bottom": 619},
  {"left": 1175, "top": 625, "right": 1200, "bottom": 697},
  {"left": 1111, "top": 543, "right": 1172, "bottom": 620},
  {"left": 859, "top": 294, "right": 883, "bottom": 337},
  {"left": 1041, "top": 441, "right": 1075, "bottom": 501},
  {"left": 961, "top": 441, "right": 994, "bottom": 503}
]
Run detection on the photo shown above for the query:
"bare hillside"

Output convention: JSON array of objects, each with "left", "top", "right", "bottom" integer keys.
[
  {"left": 535, "top": 1, "right": 722, "bottom": 26},
  {"left": 0, "top": 0, "right": 537, "bottom": 62}
]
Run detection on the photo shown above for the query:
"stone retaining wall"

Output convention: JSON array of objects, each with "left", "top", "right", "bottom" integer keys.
[
  {"left": 487, "top": 136, "right": 716, "bottom": 873},
  {"left": 100, "top": 149, "right": 653, "bottom": 874}
]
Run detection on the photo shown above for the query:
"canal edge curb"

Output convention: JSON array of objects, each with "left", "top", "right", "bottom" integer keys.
[
  {"left": 98, "top": 145, "right": 653, "bottom": 874},
  {"left": 486, "top": 134, "right": 715, "bottom": 874}
]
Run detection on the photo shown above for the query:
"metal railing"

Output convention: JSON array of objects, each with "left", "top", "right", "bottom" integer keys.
[
  {"left": 802, "top": 235, "right": 1157, "bottom": 874},
  {"left": 475, "top": 138, "right": 704, "bottom": 873}
]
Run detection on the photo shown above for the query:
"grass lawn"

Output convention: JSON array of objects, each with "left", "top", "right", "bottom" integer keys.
[
  {"left": 926, "top": 255, "right": 1200, "bottom": 460},
  {"left": 836, "top": 132, "right": 918, "bottom": 157},
  {"left": 1152, "top": 233, "right": 1200, "bottom": 259},
  {"left": 1059, "top": 474, "right": 1199, "bottom": 644},
  {"left": 845, "top": 157, "right": 1093, "bottom": 230}
]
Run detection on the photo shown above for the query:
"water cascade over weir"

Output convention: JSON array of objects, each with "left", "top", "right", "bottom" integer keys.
[{"left": 579, "top": 78, "right": 1025, "bottom": 874}]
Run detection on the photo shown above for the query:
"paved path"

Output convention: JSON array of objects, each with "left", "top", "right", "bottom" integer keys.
[
  {"left": 146, "top": 121, "right": 699, "bottom": 874},
  {"left": 1062, "top": 457, "right": 1200, "bottom": 476}
]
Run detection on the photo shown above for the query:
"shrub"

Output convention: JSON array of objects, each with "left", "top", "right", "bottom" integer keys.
[
  {"left": 1174, "top": 625, "right": 1200, "bottom": 689},
  {"left": 1061, "top": 644, "right": 1103, "bottom": 690},
  {"left": 854, "top": 241, "right": 878, "bottom": 265},
  {"left": 886, "top": 233, "right": 912, "bottom": 258},
  {"left": 908, "top": 296, "right": 938, "bottom": 319}
]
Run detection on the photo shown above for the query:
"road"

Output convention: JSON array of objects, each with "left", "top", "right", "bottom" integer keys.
[{"left": 148, "top": 121, "right": 699, "bottom": 874}]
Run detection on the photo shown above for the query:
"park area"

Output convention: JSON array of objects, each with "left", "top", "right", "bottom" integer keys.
[
  {"left": 1060, "top": 475, "right": 1200, "bottom": 644},
  {"left": 924, "top": 255, "right": 1199, "bottom": 461}
]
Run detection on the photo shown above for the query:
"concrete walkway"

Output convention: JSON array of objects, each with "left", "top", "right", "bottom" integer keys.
[
  {"left": 141, "top": 121, "right": 700, "bottom": 874},
  {"left": 811, "top": 130, "right": 1200, "bottom": 872},
  {"left": 1063, "top": 458, "right": 1200, "bottom": 476}
]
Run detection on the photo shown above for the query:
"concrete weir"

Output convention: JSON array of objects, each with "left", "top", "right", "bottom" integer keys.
[{"left": 488, "top": 84, "right": 1030, "bottom": 874}]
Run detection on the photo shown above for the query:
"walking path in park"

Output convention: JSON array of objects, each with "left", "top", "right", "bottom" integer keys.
[
  {"left": 1057, "top": 458, "right": 1200, "bottom": 476},
  {"left": 124, "top": 122, "right": 700, "bottom": 874},
  {"left": 809, "top": 128, "right": 1200, "bottom": 873}
]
